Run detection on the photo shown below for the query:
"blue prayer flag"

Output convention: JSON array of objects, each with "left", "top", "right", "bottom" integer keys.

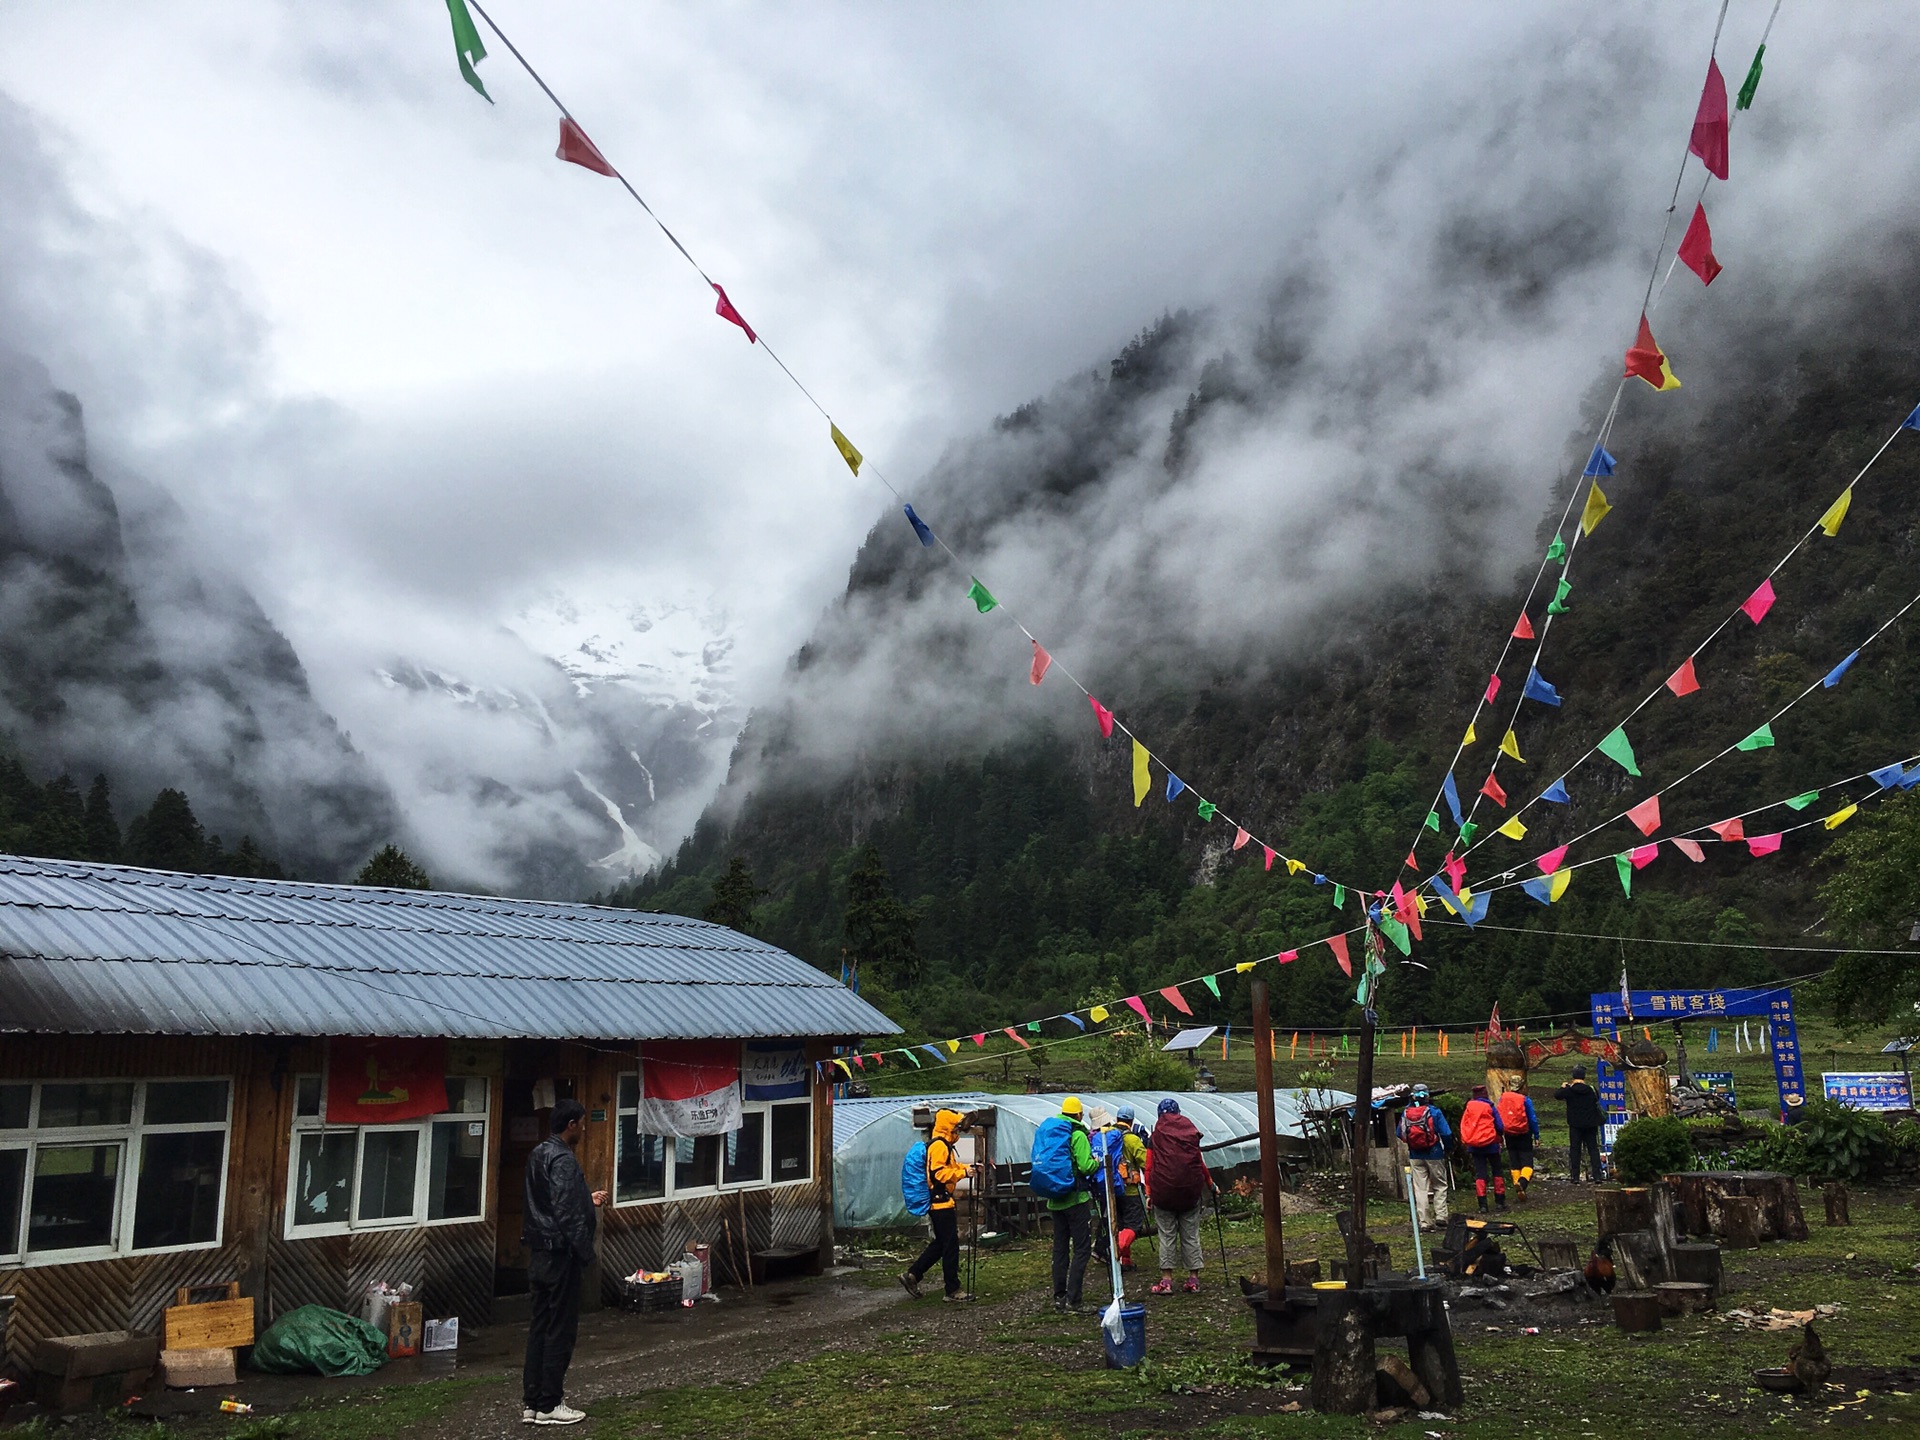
[
  {"left": 1062, "top": 1012, "right": 1088, "bottom": 1031},
  {"left": 1542, "top": 777, "right": 1572, "bottom": 804},
  {"left": 921, "top": 1044, "right": 948, "bottom": 1063},
  {"left": 903, "top": 504, "right": 935, "bottom": 547},
  {"left": 1823, "top": 650, "right": 1859, "bottom": 688},
  {"left": 1313, "top": 873, "right": 1328, "bottom": 885},
  {"left": 1583, "top": 444, "right": 1617, "bottom": 477},
  {"left": 1165, "top": 773, "right": 1186, "bottom": 802},
  {"left": 1442, "top": 771, "right": 1464, "bottom": 828},
  {"left": 1904, "top": 402, "right": 1920, "bottom": 431},
  {"left": 1871, "top": 762, "right": 1906, "bottom": 788},
  {"left": 1521, "top": 876, "right": 1555, "bottom": 906},
  {"left": 1430, "top": 877, "right": 1490, "bottom": 926},
  {"left": 1901, "top": 764, "right": 1920, "bottom": 790},
  {"left": 1523, "top": 667, "right": 1562, "bottom": 706}
]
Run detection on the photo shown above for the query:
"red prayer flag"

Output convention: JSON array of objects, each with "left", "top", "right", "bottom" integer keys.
[
  {"left": 1512, "top": 611, "right": 1535, "bottom": 640},
  {"left": 1326, "top": 933, "right": 1352, "bottom": 977},
  {"left": 1747, "top": 832, "right": 1783, "bottom": 856},
  {"left": 1627, "top": 795, "right": 1662, "bottom": 836},
  {"left": 1672, "top": 837, "right": 1706, "bottom": 862},
  {"left": 1485, "top": 674, "right": 1501, "bottom": 704},
  {"left": 1741, "top": 578, "right": 1775, "bottom": 624},
  {"left": 1232, "top": 827, "right": 1250, "bottom": 851},
  {"left": 1625, "top": 313, "right": 1673, "bottom": 389},
  {"left": 1666, "top": 656, "right": 1701, "bottom": 696},
  {"left": 971, "top": 1032, "right": 986, "bottom": 1047},
  {"left": 1404, "top": 849, "right": 1419, "bottom": 869},
  {"left": 1677, "top": 203, "right": 1722, "bottom": 285},
  {"left": 851, "top": 1053, "right": 865, "bottom": 1069},
  {"left": 1709, "top": 817, "right": 1745, "bottom": 842},
  {"left": 1089, "top": 695, "right": 1115, "bottom": 738},
  {"left": 1689, "top": 57, "right": 1730, "bottom": 180},
  {"left": 1003, "top": 1026, "right": 1031, "bottom": 1050},
  {"left": 1535, "top": 844, "right": 1569, "bottom": 876},
  {"left": 556, "top": 117, "right": 618, "bottom": 176},
  {"left": 711, "top": 283, "right": 757, "bottom": 343},
  {"left": 1160, "top": 985, "right": 1193, "bottom": 1016},
  {"left": 1124, "top": 996, "right": 1153, "bottom": 1023},
  {"left": 1262, "top": 845, "right": 1276, "bottom": 872},
  {"left": 1629, "top": 843, "right": 1660, "bottom": 870},
  {"left": 1276, "top": 949, "right": 1298, "bottom": 964},
  {"left": 1443, "top": 851, "right": 1467, "bottom": 891},
  {"left": 1029, "top": 640, "right": 1051, "bottom": 685},
  {"left": 1480, "top": 771, "right": 1507, "bottom": 807}
]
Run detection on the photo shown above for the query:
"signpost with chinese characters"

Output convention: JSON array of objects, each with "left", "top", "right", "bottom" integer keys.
[
  {"left": 1694, "top": 1070, "right": 1737, "bottom": 1106},
  {"left": 1821, "top": 1072, "right": 1913, "bottom": 1111},
  {"left": 1590, "top": 987, "right": 1805, "bottom": 1145}
]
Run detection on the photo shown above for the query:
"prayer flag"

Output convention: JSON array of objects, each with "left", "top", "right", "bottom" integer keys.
[
  {"left": 1063, "top": 1013, "right": 1087, "bottom": 1031},
  {"left": 1501, "top": 729, "right": 1526, "bottom": 763},
  {"left": 1432, "top": 878, "right": 1489, "bottom": 925},
  {"left": 445, "top": 0, "right": 491, "bottom": 100},
  {"left": 1690, "top": 57, "right": 1730, "bottom": 180},
  {"left": 1579, "top": 482, "right": 1612, "bottom": 537},
  {"left": 1089, "top": 1005, "right": 1110, "bottom": 1024},
  {"left": 1263, "top": 846, "right": 1276, "bottom": 872},
  {"left": 1462, "top": 721, "right": 1478, "bottom": 747},
  {"left": 1906, "top": 403, "right": 1920, "bottom": 431},
  {"left": 1236, "top": 961, "right": 1259, "bottom": 973},
  {"left": 1583, "top": 444, "right": 1617, "bottom": 478},
  {"left": 1736, "top": 43, "right": 1765, "bottom": 110},
  {"left": 1287, "top": 858, "right": 1309, "bottom": 876},
  {"left": 1629, "top": 843, "right": 1659, "bottom": 870},
  {"left": 1165, "top": 773, "right": 1185, "bottom": 802},
  {"left": 1548, "top": 576, "right": 1573, "bottom": 616},
  {"left": 1522, "top": 877, "right": 1554, "bottom": 906},
  {"left": 902, "top": 1049, "right": 921, "bottom": 1069},
  {"left": 1459, "top": 821, "right": 1479, "bottom": 844},
  {"left": 1028, "top": 1021, "right": 1042, "bottom": 1033},
  {"left": 1442, "top": 772, "right": 1464, "bottom": 827},
  {"left": 1672, "top": 837, "right": 1706, "bottom": 862},
  {"left": 829, "top": 423, "right": 863, "bottom": 476},
  {"left": 1823, "top": 651, "right": 1859, "bottom": 688},
  {"left": 1233, "top": 827, "right": 1250, "bottom": 850},
  {"left": 1003, "top": 1027, "right": 1030, "bottom": 1049},
  {"left": 1871, "top": 762, "right": 1906, "bottom": 788},
  {"left": 1485, "top": 674, "right": 1501, "bottom": 704},
  {"left": 922, "top": 1044, "right": 947, "bottom": 1062},
  {"left": 1497, "top": 817, "right": 1527, "bottom": 840},
  {"left": 966, "top": 577, "right": 997, "bottom": 613},
  {"left": 1425, "top": 810, "right": 1441, "bottom": 832},
  {"left": 1524, "top": 668, "right": 1562, "bottom": 706},
  {"left": 1276, "top": 950, "right": 1298, "bottom": 964},
  {"left": 1625, "top": 313, "right": 1680, "bottom": 390},
  {"left": 947, "top": 1039, "right": 961, "bottom": 1054},
  {"left": 1513, "top": 611, "right": 1535, "bottom": 640},
  {"left": 1542, "top": 777, "right": 1571, "bottom": 805},
  {"left": 1747, "top": 833, "right": 1782, "bottom": 857},
  {"left": 904, "top": 503, "right": 934, "bottom": 546},
  {"left": 1132, "top": 740, "right": 1150, "bottom": 806},
  {"left": 1676, "top": 203, "right": 1721, "bottom": 286},
  {"left": 1667, "top": 656, "right": 1700, "bottom": 696},
  {"left": 1741, "top": 578, "right": 1775, "bottom": 624},
  {"left": 1197, "top": 800, "right": 1217, "bottom": 821},
  {"left": 1709, "top": 817, "right": 1745, "bottom": 842},
  {"left": 1823, "top": 803, "right": 1858, "bottom": 830},
  {"left": 1902, "top": 764, "right": 1920, "bottom": 790},
  {"left": 1124, "top": 996, "right": 1152, "bottom": 1023},
  {"left": 1443, "top": 852, "right": 1466, "bottom": 890},
  {"left": 972, "top": 1033, "right": 986, "bottom": 1047},
  {"left": 1535, "top": 844, "right": 1569, "bottom": 876},
  {"left": 1818, "top": 487, "right": 1853, "bottom": 537},
  {"left": 1480, "top": 771, "right": 1508, "bottom": 807},
  {"left": 1598, "top": 726, "right": 1641, "bottom": 776},
  {"left": 1379, "top": 916, "right": 1412, "bottom": 955},
  {"left": 1549, "top": 867, "right": 1572, "bottom": 902},
  {"left": 557, "top": 117, "right": 617, "bottom": 175},
  {"left": 1627, "top": 794, "right": 1662, "bottom": 836},
  {"left": 1090, "top": 695, "right": 1116, "bottom": 737},
  {"left": 1333, "top": 883, "right": 1346, "bottom": 907},
  {"left": 711, "top": 283, "right": 757, "bottom": 343},
  {"left": 1784, "top": 791, "right": 1819, "bottom": 811},
  {"left": 1029, "top": 640, "right": 1052, "bottom": 685},
  {"left": 1327, "top": 934, "right": 1352, "bottom": 976},
  {"left": 1546, "top": 534, "right": 1568, "bottom": 564},
  {"left": 1160, "top": 985, "right": 1192, "bottom": 1016},
  {"left": 1202, "top": 974, "right": 1222, "bottom": 999},
  {"left": 1615, "top": 853, "right": 1632, "bottom": 897},
  {"left": 1737, "top": 723, "right": 1775, "bottom": 752}
]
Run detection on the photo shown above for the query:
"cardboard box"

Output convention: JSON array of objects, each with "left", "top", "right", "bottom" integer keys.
[
  {"left": 33, "top": 1330, "right": 159, "bottom": 1412},
  {"left": 160, "top": 1347, "right": 237, "bottom": 1388},
  {"left": 423, "top": 1318, "right": 459, "bottom": 1353},
  {"left": 387, "top": 1301, "right": 423, "bottom": 1358}
]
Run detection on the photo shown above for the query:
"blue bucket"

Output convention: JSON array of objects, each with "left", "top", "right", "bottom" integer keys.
[{"left": 1101, "top": 1303, "right": 1147, "bottom": 1369}]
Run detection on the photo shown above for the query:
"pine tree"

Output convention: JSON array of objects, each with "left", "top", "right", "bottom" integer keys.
[
  {"left": 29, "top": 775, "right": 86, "bottom": 859},
  {"left": 842, "top": 844, "right": 921, "bottom": 989},
  {"left": 703, "top": 854, "right": 765, "bottom": 933},
  {"left": 125, "top": 789, "right": 211, "bottom": 873},
  {"left": 81, "top": 775, "right": 121, "bottom": 862},
  {"left": 356, "top": 844, "right": 431, "bottom": 890}
]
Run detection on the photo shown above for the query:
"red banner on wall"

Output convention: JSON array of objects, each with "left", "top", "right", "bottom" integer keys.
[{"left": 327, "top": 1038, "right": 449, "bottom": 1124}]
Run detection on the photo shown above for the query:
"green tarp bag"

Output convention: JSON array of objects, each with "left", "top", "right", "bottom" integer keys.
[{"left": 250, "top": 1304, "right": 389, "bottom": 1377}]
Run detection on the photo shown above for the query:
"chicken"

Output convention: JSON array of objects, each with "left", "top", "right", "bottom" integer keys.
[
  {"left": 1583, "top": 1240, "right": 1616, "bottom": 1296},
  {"left": 1789, "top": 1323, "right": 1831, "bottom": 1394}
]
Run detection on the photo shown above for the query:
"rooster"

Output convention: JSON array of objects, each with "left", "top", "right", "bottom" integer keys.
[
  {"left": 1583, "top": 1237, "right": 1616, "bottom": 1296},
  {"left": 1789, "top": 1323, "right": 1831, "bottom": 1395}
]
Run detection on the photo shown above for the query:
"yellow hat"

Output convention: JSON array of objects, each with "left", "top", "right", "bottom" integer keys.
[{"left": 1060, "top": 1096, "right": 1083, "bottom": 1116}]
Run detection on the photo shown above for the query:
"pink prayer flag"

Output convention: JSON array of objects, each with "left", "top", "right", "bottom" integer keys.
[
  {"left": 1160, "top": 985, "right": 1193, "bottom": 1016},
  {"left": 1029, "top": 640, "right": 1052, "bottom": 685},
  {"left": 851, "top": 1053, "right": 865, "bottom": 1070},
  {"left": 1709, "top": 817, "right": 1745, "bottom": 842},
  {"left": 1089, "top": 696, "right": 1115, "bottom": 738},
  {"left": 556, "top": 117, "right": 618, "bottom": 176},
  {"left": 1747, "top": 832, "right": 1783, "bottom": 857},
  {"left": 1741, "top": 578, "right": 1775, "bottom": 624},
  {"left": 1485, "top": 674, "right": 1501, "bottom": 704},
  {"left": 1002, "top": 1026, "right": 1031, "bottom": 1049},
  {"left": 1626, "top": 795, "right": 1662, "bottom": 836},
  {"left": 1672, "top": 837, "right": 1706, "bottom": 862},
  {"left": 1276, "top": 949, "right": 1299, "bottom": 964},
  {"left": 1512, "top": 611, "right": 1535, "bottom": 640},
  {"left": 1677, "top": 203, "right": 1722, "bottom": 285},
  {"left": 1232, "top": 827, "right": 1250, "bottom": 850},
  {"left": 1629, "top": 843, "right": 1660, "bottom": 870},
  {"left": 1326, "top": 934, "right": 1352, "bottom": 978},
  {"left": 1262, "top": 846, "right": 1276, "bottom": 872},
  {"left": 1443, "top": 851, "right": 1467, "bottom": 891},
  {"left": 971, "top": 1032, "right": 986, "bottom": 1047},
  {"left": 1124, "top": 996, "right": 1152, "bottom": 1023},
  {"left": 1689, "top": 57, "right": 1730, "bottom": 180},
  {"left": 1535, "top": 844, "right": 1569, "bottom": 876},
  {"left": 711, "top": 283, "right": 757, "bottom": 343},
  {"left": 1666, "top": 656, "right": 1700, "bottom": 696},
  {"left": 1480, "top": 771, "right": 1507, "bottom": 807}
]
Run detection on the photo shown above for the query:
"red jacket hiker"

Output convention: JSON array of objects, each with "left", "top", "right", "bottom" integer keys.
[{"left": 1148, "top": 1108, "right": 1207, "bottom": 1212}]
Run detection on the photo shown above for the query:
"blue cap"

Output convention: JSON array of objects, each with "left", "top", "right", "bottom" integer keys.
[
  {"left": 1157, "top": 1098, "right": 1181, "bottom": 1116},
  {"left": 1115, "top": 1105, "right": 1135, "bottom": 1125}
]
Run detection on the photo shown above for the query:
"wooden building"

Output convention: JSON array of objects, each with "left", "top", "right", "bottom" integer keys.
[{"left": 0, "top": 855, "right": 896, "bottom": 1365}]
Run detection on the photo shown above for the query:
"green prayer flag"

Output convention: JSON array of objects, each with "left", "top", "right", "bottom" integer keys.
[
  {"left": 1547, "top": 576, "right": 1572, "bottom": 615},
  {"left": 1459, "top": 821, "right": 1479, "bottom": 845},
  {"left": 1597, "top": 725, "right": 1641, "bottom": 777},
  {"left": 1202, "top": 974, "right": 1222, "bottom": 1000},
  {"left": 1736, "top": 43, "right": 1765, "bottom": 111},
  {"left": 1783, "top": 790, "right": 1819, "bottom": 811},
  {"left": 1736, "top": 723, "right": 1775, "bottom": 752},
  {"left": 1333, "top": 884, "right": 1346, "bottom": 909},
  {"left": 1027, "top": 1020, "right": 1041, "bottom": 1032},
  {"left": 1197, "top": 800, "right": 1218, "bottom": 821},
  {"left": 1424, "top": 810, "right": 1441, "bottom": 832},
  {"left": 1546, "top": 534, "right": 1567, "bottom": 564},
  {"left": 1615, "top": 852, "right": 1632, "bottom": 897},
  {"left": 1379, "top": 916, "right": 1412, "bottom": 956},
  {"left": 903, "top": 1048, "right": 922, "bottom": 1068},
  {"left": 445, "top": 0, "right": 492, "bottom": 101},
  {"left": 966, "top": 577, "right": 998, "bottom": 613}
]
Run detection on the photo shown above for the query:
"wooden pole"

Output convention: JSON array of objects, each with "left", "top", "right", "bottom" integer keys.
[
  {"left": 1251, "top": 977, "right": 1285, "bottom": 1293},
  {"left": 1346, "top": 930, "right": 1379, "bottom": 1289}
]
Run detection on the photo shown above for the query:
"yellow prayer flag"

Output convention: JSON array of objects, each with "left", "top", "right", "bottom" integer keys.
[
  {"left": 1579, "top": 480, "right": 1612, "bottom": 536},
  {"left": 1089, "top": 1005, "right": 1110, "bottom": 1024},
  {"left": 1458, "top": 885, "right": 1473, "bottom": 907},
  {"left": 1548, "top": 867, "right": 1572, "bottom": 902},
  {"left": 1132, "top": 740, "right": 1150, "bottom": 808},
  {"left": 1500, "top": 729, "right": 1526, "bottom": 763},
  {"left": 1654, "top": 356, "right": 1681, "bottom": 391},
  {"left": 1434, "top": 886, "right": 1461, "bottom": 916},
  {"left": 1818, "top": 486, "right": 1853, "bottom": 538},
  {"left": 946, "top": 1039, "right": 960, "bottom": 1054},
  {"left": 1497, "top": 817, "right": 1527, "bottom": 840},
  {"left": 1413, "top": 892, "right": 1428, "bottom": 916},
  {"left": 1823, "top": 803, "right": 1858, "bottom": 830},
  {"left": 1285, "top": 858, "right": 1307, "bottom": 876},
  {"left": 1235, "top": 961, "right": 1259, "bottom": 973},
  {"left": 1462, "top": 722, "right": 1478, "bottom": 747},
  {"left": 829, "top": 422, "right": 862, "bottom": 476}
]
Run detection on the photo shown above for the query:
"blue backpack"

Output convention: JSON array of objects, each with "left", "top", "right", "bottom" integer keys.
[
  {"left": 1030, "top": 1115, "right": 1082, "bottom": 1200},
  {"left": 901, "top": 1140, "right": 931, "bottom": 1217}
]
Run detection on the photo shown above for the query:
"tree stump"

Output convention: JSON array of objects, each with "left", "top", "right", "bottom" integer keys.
[
  {"left": 1375, "top": 1354, "right": 1431, "bottom": 1410},
  {"left": 1596, "top": 1186, "right": 1656, "bottom": 1244},
  {"left": 1823, "top": 1183, "right": 1851, "bottom": 1227},
  {"left": 1665, "top": 1174, "right": 1712, "bottom": 1236},
  {"left": 1311, "top": 1290, "right": 1377, "bottom": 1415},
  {"left": 1709, "top": 1194, "right": 1763, "bottom": 1249},
  {"left": 1668, "top": 1242, "right": 1724, "bottom": 1296},
  {"left": 1537, "top": 1238, "right": 1581, "bottom": 1272},
  {"left": 1286, "top": 1259, "right": 1322, "bottom": 1285},
  {"left": 1653, "top": 1281, "right": 1713, "bottom": 1315},
  {"left": 1611, "top": 1291, "right": 1663, "bottom": 1332},
  {"left": 1650, "top": 1182, "right": 1681, "bottom": 1264},
  {"left": 1667, "top": 1172, "right": 1809, "bottom": 1242},
  {"left": 1612, "top": 1230, "right": 1668, "bottom": 1290}
]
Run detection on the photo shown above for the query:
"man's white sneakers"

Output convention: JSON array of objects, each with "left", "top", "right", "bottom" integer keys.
[{"left": 531, "top": 1402, "right": 587, "bottom": 1426}]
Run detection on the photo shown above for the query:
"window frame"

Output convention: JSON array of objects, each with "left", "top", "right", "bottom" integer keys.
[{"left": 611, "top": 1078, "right": 813, "bottom": 1209}]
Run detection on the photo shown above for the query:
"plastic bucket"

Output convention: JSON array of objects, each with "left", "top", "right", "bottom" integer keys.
[{"left": 1101, "top": 1304, "right": 1148, "bottom": 1369}]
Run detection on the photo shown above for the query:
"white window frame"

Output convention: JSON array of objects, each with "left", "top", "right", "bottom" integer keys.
[
  {"left": 0, "top": 1077, "right": 233, "bottom": 1266},
  {"left": 284, "top": 1075, "right": 491, "bottom": 1238},
  {"left": 611, "top": 1078, "right": 812, "bottom": 1208}
]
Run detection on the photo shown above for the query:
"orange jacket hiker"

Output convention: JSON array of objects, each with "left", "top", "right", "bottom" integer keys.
[{"left": 1460, "top": 1095, "right": 1504, "bottom": 1149}]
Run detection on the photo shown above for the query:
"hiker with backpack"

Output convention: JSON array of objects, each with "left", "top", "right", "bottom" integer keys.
[
  {"left": 1496, "top": 1085, "right": 1541, "bottom": 1202},
  {"left": 1397, "top": 1085, "right": 1453, "bottom": 1231},
  {"left": 1147, "top": 1098, "right": 1208, "bottom": 1294},
  {"left": 1459, "top": 1083, "right": 1508, "bottom": 1212},
  {"left": 1090, "top": 1106, "right": 1150, "bottom": 1271},
  {"left": 899, "top": 1108, "right": 973, "bottom": 1301},
  {"left": 1030, "top": 1096, "right": 1100, "bottom": 1313}
]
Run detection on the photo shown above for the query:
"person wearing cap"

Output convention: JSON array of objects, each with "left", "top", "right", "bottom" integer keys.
[
  {"left": 899, "top": 1108, "right": 973, "bottom": 1302},
  {"left": 1045, "top": 1096, "right": 1099, "bottom": 1313},
  {"left": 1554, "top": 1066, "right": 1604, "bottom": 1183},
  {"left": 1458, "top": 1083, "right": 1507, "bottom": 1212},
  {"left": 1099, "top": 1105, "right": 1151, "bottom": 1271},
  {"left": 1147, "top": 1098, "right": 1208, "bottom": 1294},
  {"left": 1397, "top": 1085, "right": 1453, "bottom": 1230}
]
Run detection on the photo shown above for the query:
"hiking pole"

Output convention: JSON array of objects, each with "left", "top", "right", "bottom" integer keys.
[
  {"left": 1404, "top": 1163, "right": 1427, "bottom": 1279},
  {"left": 1209, "top": 1171, "right": 1230, "bottom": 1284}
]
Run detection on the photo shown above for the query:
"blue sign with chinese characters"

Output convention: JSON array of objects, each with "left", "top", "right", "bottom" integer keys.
[
  {"left": 1694, "top": 1070, "right": 1736, "bottom": 1106},
  {"left": 1591, "top": 986, "right": 1804, "bottom": 1131},
  {"left": 1822, "top": 1072, "right": 1913, "bottom": 1112}
]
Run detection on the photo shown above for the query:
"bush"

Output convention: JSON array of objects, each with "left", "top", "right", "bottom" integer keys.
[
  {"left": 1609, "top": 1116, "right": 1695, "bottom": 1183},
  {"left": 1725, "top": 1121, "right": 1810, "bottom": 1176},
  {"left": 1793, "top": 1098, "right": 1892, "bottom": 1183},
  {"left": 1108, "top": 1051, "right": 1195, "bottom": 1092}
]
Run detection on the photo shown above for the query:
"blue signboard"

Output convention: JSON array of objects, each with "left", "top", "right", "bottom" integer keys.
[
  {"left": 1591, "top": 985, "right": 1804, "bottom": 1131},
  {"left": 1693, "top": 1070, "right": 1736, "bottom": 1107},
  {"left": 1821, "top": 1072, "right": 1913, "bottom": 1112}
]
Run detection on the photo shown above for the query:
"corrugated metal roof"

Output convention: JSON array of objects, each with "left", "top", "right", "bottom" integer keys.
[{"left": 0, "top": 855, "right": 900, "bottom": 1042}]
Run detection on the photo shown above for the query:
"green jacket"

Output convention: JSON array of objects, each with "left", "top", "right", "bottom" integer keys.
[{"left": 1045, "top": 1120, "right": 1098, "bottom": 1211}]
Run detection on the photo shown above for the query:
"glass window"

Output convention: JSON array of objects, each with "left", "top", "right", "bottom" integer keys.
[
  {"left": 615, "top": 1119, "right": 666, "bottom": 1203},
  {"left": 133, "top": 1130, "right": 225, "bottom": 1249},
  {"left": 770, "top": 1102, "right": 811, "bottom": 1182},
  {"left": 0, "top": 1084, "right": 29, "bottom": 1130},
  {"left": 294, "top": 1075, "right": 323, "bottom": 1118},
  {"left": 0, "top": 1147, "right": 25, "bottom": 1256},
  {"left": 356, "top": 1130, "right": 419, "bottom": 1222},
  {"left": 723, "top": 1111, "right": 765, "bottom": 1186},
  {"left": 27, "top": 1143, "right": 120, "bottom": 1252},
  {"left": 616, "top": 1074, "right": 639, "bottom": 1111},
  {"left": 38, "top": 1082, "right": 133, "bottom": 1129},
  {"left": 144, "top": 1080, "right": 229, "bottom": 1126},
  {"left": 443, "top": 1078, "right": 488, "bottom": 1115},
  {"left": 427, "top": 1119, "right": 485, "bottom": 1220},
  {"left": 673, "top": 1134, "right": 721, "bottom": 1192},
  {"left": 292, "top": 1131, "right": 356, "bottom": 1226}
]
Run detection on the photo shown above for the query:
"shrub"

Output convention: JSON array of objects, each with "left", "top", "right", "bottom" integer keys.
[
  {"left": 1609, "top": 1116, "right": 1695, "bottom": 1183},
  {"left": 1725, "top": 1121, "right": 1810, "bottom": 1176},
  {"left": 1109, "top": 1051, "right": 1195, "bottom": 1092},
  {"left": 1793, "top": 1098, "right": 1892, "bottom": 1183}
]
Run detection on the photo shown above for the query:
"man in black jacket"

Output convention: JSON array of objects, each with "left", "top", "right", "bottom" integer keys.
[
  {"left": 522, "top": 1099, "right": 606, "bottom": 1426},
  {"left": 1554, "top": 1066, "right": 1605, "bottom": 1184}
]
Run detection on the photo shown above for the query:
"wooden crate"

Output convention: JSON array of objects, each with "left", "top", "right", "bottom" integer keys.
[{"left": 162, "top": 1283, "right": 255, "bottom": 1350}]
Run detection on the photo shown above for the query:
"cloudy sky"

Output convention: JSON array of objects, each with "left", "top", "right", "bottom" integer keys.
[{"left": 4, "top": 2, "right": 1918, "bottom": 880}]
